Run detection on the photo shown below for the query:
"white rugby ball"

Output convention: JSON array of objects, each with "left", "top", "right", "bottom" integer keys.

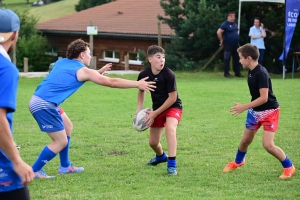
[{"left": 133, "top": 108, "right": 152, "bottom": 131}]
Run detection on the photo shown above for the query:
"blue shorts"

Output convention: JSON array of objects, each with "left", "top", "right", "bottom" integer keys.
[{"left": 29, "top": 95, "right": 64, "bottom": 132}]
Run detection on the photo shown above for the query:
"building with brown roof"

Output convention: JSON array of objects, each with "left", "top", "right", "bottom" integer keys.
[{"left": 37, "top": 0, "right": 173, "bottom": 70}]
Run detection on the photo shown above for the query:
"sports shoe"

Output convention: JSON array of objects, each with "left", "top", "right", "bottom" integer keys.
[
  {"left": 222, "top": 160, "right": 245, "bottom": 172},
  {"left": 167, "top": 167, "right": 177, "bottom": 175},
  {"left": 279, "top": 165, "right": 296, "bottom": 179},
  {"left": 224, "top": 73, "right": 233, "bottom": 78},
  {"left": 146, "top": 156, "right": 168, "bottom": 166},
  {"left": 58, "top": 163, "right": 84, "bottom": 174},
  {"left": 34, "top": 169, "right": 55, "bottom": 179},
  {"left": 235, "top": 74, "right": 244, "bottom": 78}
]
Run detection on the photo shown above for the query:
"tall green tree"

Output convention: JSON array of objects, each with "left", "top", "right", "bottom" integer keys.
[
  {"left": 75, "top": 0, "right": 114, "bottom": 12},
  {"left": 159, "top": 0, "right": 223, "bottom": 70},
  {"left": 14, "top": 10, "right": 52, "bottom": 72},
  {"left": 160, "top": 0, "right": 300, "bottom": 72}
]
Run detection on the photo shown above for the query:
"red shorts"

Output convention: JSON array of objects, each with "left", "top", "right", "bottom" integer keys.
[
  {"left": 58, "top": 106, "right": 64, "bottom": 114},
  {"left": 246, "top": 108, "right": 279, "bottom": 132},
  {"left": 151, "top": 108, "right": 182, "bottom": 128}
]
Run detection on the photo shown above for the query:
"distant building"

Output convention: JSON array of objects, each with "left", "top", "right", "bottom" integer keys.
[{"left": 36, "top": 0, "right": 173, "bottom": 70}]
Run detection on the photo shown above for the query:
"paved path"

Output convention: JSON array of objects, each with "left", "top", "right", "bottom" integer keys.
[{"left": 19, "top": 70, "right": 140, "bottom": 78}]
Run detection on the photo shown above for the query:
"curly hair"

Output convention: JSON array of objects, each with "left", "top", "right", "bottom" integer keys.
[
  {"left": 147, "top": 45, "right": 165, "bottom": 57},
  {"left": 66, "top": 39, "right": 90, "bottom": 59}
]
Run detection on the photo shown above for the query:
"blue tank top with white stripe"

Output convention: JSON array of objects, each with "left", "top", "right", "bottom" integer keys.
[{"left": 34, "top": 58, "right": 86, "bottom": 105}]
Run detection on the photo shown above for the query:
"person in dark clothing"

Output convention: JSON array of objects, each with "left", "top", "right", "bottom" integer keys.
[{"left": 217, "top": 12, "right": 244, "bottom": 78}]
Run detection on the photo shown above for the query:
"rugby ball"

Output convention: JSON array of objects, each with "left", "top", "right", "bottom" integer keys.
[{"left": 133, "top": 108, "right": 152, "bottom": 131}]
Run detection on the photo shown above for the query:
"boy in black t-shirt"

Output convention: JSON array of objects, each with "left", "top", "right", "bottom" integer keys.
[
  {"left": 223, "top": 43, "right": 295, "bottom": 179},
  {"left": 136, "top": 45, "right": 182, "bottom": 175}
]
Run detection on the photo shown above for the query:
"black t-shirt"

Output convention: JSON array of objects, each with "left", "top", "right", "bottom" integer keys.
[
  {"left": 137, "top": 67, "right": 182, "bottom": 111},
  {"left": 219, "top": 21, "right": 239, "bottom": 46},
  {"left": 247, "top": 64, "right": 279, "bottom": 111}
]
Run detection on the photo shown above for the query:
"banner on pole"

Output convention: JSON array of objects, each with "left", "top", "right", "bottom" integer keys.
[{"left": 279, "top": 0, "right": 300, "bottom": 60}]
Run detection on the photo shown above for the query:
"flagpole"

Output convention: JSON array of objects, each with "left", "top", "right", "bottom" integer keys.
[{"left": 283, "top": 0, "right": 287, "bottom": 79}]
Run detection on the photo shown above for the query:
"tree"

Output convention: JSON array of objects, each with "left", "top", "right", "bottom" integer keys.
[
  {"left": 14, "top": 10, "right": 53, "bottom": 72},
  {"left": 159, "top": 0, "right": 300, "bottom": 72},
  {"left": 159, "top": 0, "right": 223, "bottom": 70},
  {"left": 75, "top": 0, "right": 114, "bottom": 12}
]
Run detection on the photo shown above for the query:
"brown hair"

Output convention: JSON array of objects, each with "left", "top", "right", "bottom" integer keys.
[
  {"left": 147, "top": 45, "right": 165, "bottom": 57},
  {"left": 237, "top": 43, "right": 259, "bottom": 61},
  {"left": 66, "top": 39, "right": 90, "bottom": 59}
]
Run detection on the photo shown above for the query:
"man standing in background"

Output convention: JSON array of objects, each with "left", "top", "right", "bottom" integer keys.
[{"left": 217, "top": 12, "right": 244, "bottom": 78}]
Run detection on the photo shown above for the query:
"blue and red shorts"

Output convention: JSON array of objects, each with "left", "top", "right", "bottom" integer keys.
[{"left": 245, "top": 108, "right": 279, "bottom": 132}]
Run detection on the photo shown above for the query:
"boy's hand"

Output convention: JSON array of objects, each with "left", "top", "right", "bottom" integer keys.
[
  {"left": 97, "top": 63, "right": 112, "bottom": 75},
  {"left": 145, "top": 110, "right": 157, "bottom": 127},
  {"left": 230, "top": 102, "right": 246, "bottom": 116},
  {"left": 13, "top": 160, "right": 34, "bottom": 186},
  {"left": 137, "top": 77, "right": 156, "bottom": 93}
]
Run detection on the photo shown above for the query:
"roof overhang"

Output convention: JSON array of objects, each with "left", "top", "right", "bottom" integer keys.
[{"left": 40, "top": 30, "right": 171, "bottom": 40}]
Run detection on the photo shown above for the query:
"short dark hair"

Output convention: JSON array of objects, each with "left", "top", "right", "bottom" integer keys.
[
  {"left": 254, "top": 17, "right": 260, "bottom": 22},
  {"left": 237, "top": 43, "right": 259, "bottom": 61},
  {"left": 147, "top": 45, "right": 165, "bottom": 57},
  {"left": 66, "top": 39, "right": 90, "bottom": 59}
]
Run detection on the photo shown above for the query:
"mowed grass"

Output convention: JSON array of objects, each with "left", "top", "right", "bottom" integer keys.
[
  {"left": 14, "top": 72, "right": 300, "bottom": 200},
  {"left": 1, "top": 0, "right": 78, "bottom": 23}
]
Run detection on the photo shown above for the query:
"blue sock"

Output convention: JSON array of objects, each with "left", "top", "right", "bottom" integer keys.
[
  {"left": 156, "top": 152, "right": 167, "bottom": 161},
  {"left": 281, "top": 156, "right": 292, "bottom": 168},
  {"left": 235, "top": 148, "right": 247, "bottom": 164},
  {"left": 59, "top": 136, "right": 71, "bottom": 167},
  {"left": 32, "top": 146, "right": 56, "bottom": 172},
  {"left": 167, "top": 157, "right": 176, "bottom": 168}
]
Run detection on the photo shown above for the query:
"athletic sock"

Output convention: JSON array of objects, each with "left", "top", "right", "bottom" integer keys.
[
  {"left": 156, "top": 152, "right": 167, "bottom": 161},
  {"left": 59, "top": 136, "right": 71, "bottom": 167},
  {"left": 235, "top": 148, "right": 247, "bottom": 164},
  {"left": 167, "top": 157, "right": 176, "bottom": 168},
  {"left": 32, "top": 146, "right": 56, "bottom": 172},
  {"left": 281, "top": 156, "right": 292, "bottom": 168}
]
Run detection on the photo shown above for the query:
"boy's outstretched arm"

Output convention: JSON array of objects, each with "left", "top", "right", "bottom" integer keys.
[{"left": 77, "top": 67, "right": 156, "bottom": 93}]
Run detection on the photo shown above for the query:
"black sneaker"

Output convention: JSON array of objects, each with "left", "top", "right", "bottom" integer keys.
[
  {"left": 146, "top": 156, "right": 168, "bottom": 166},
  {"left": 235, "top": 74, "right": 244, "bottom": 77},
  {"left": 224, "top": 74, "right": 233, "bottom": 78}
]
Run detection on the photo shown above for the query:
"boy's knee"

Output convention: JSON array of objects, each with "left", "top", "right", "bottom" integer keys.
[
  {"left": 240, "top": 138, "right": 252, "bottom": 146},
  {"left": 262, "top": 142, "right": 274, "bottom": 152},
  {"left": 57, "top": 139, "right": 68, "bottom": 150},
  {"left": 149, "top": 141, "right": 159, "bottom": 147}
]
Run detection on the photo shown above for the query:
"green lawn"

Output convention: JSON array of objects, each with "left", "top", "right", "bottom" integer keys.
[
  {"left": 1, "top": 0, "right": 78, "bottom": 23},
  {"left": 14, "top": 72, "right": 300, "bottom": 200}
]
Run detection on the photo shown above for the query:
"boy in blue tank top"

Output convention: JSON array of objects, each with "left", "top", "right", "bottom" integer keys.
[
  {"left": 29, "top": 39, "right": 156, "bottom": 178},
  {"left": 0, "top": 9, "right": 34, "bottom": 199}
]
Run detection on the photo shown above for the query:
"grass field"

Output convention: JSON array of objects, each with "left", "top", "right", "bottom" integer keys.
[
  {"left": 14, "top": 72, "right": 300, "bottom": 200},
  {"left": 1, "top": 0, "right": 78, "bottom": 23}
]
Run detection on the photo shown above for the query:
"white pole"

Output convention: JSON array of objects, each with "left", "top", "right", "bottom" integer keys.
[{"left": 238, "top": 0, "right": 241, "bottom": 34}]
